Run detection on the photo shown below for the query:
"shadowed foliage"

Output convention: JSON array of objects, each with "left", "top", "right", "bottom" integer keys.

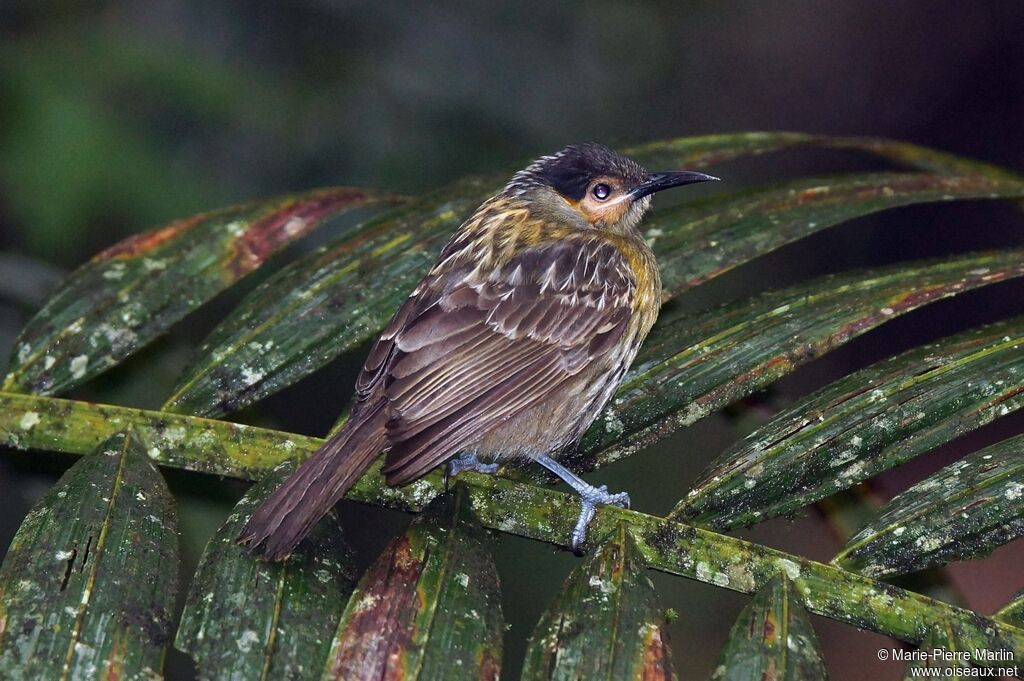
[
  {"left": 0, "top": 432, "right": 178, "bottom": 679},
  {"left": 710, "top": 575, "right": 827, "bottom": 681},
  {"left": 521, "top": 524, "right": 677, "bottom": 681},
  {"left": 176, "top": 462, "right": 358, "bottom": 681}
]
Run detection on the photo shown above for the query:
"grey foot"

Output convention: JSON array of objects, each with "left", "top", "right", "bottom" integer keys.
[
  {"left": 572, "top": 483, "right": 630, "bottom": 554},
  {"left": 444, "top": 452, "right": 499, "bottom": 490},
  {"left": 535, "top": 454, "right": 631, "bottom": 554}
]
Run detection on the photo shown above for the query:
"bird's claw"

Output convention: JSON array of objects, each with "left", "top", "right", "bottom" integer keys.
[
  {"left": 570, "top": 484, "right": 631, "bottom": 555},
  {"left": 444, "top": 453, "right": 499, "bottom": 491}
]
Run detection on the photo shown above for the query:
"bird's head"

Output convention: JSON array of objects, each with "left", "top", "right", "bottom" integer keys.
[{"left": 505, "top": 142, "right": 718, "bottom": 234}]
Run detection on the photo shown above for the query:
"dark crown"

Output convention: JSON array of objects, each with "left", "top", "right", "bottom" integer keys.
[{"left": 505, "top": 143, "right": 647, "bottom": 200}]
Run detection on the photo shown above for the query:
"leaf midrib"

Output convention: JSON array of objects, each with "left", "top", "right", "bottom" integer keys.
[{"left": 58, "top": 434, "right": 131, "bottom": 681}]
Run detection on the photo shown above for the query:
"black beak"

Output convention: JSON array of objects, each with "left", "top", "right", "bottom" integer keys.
[{"left": 631, "top": 170, "right": 720, "bottom": 200}]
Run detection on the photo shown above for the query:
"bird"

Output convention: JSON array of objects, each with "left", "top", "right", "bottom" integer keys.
[{"left": 239, "top": 142, "right": 718, "bottom": 559}]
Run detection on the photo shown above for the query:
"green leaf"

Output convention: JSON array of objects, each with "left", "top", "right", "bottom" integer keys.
[
  {"left": 462, "top": 473, "right": 1024, "bottom": 659},
  {"left": 575, "top": 250, "right": 1024, "bottom": 468},
  {"left": 521, "top": 524, "right": 677, "bottom": 681},
  {"left": 0, "top": 389, "right": 437, "bottom": 511},
  {"left": 162, "top": 129, "right": 1024, "bottom": 419},
  {"left": 673, "top": 316, "right": 1024, "bottom": 530},
  {"left": 1, "top": 392, "right": 1023, "bottom": 657},
  {"left": 995, "top": 590, "right": 1024, "bottom": 629},
  {"left": 642, "top": 172, "right": 1023, "bottom": 298},
  {"left": 0, "top": 390, "right": 322, "bottom": 480},
  {"left": 626, "top": 132, "right": 1023, "bottom": 180},
  {"left": 816, "top": 489, "right": 967, "bottom": 607},
  {"left": 175, "top": 462, "right": 357, "bottom": 681},
  {"left": 833, "top": 434, "right": 1024, "bottom": 578},
  {"left": 710, "top": 575, "right": 827, "bottom": 681},
  {"left": 0, "top": 431, "right": 178, "bottom": 680},
  {"left": 170, "top": 169, "right": 1024, "bottom": 420},
  {"left": 320, "top": 486, "right": 503, "bottom": 680},
  {"left": 3, "top": 187, "right": 401, "bottom": 395},
  {"left": 900, "top": 624, "right": 974, "bottom": 680},
  {"left": 163, "top": 178, "right": 498, "bottom": 416}
]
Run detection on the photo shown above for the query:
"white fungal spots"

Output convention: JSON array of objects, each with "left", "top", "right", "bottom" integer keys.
[
  {"left": 777, "top": 558, "right": 802, "bottom": 580},
  {"left": 19, "top": 412, "right": 41, "bottom": 430},
  {"left": 841, "top": 461, "right": 868, "bottom": 480},
  {"left": 240, "top": 365, "right": 265, "bottom": 386},
  {"left": 17, "top": 343, "right": 31, "bottom": 363},
  {"left": 696, "top": 562, "right": 731, "bottom": 587},
  {"left": 831, "top": 450, "right": 855, "bottom": 468},
  {"left": 456, "top": 572, "right": 470, "bottom": 588},
  {"left": 94, "top": 323, "right": 138, "bottom": 351},
  {"left": 404, "top": 478, "right": 437, "bottom": 506},
  {"left": 102, "top": 263, "right": 126, "bottom": 280},
  {"left": 727, "top": 563, "right": 756, "bottom": 591},
  {"left": 893, "top": 526, "right": 906, "bottom": 537},
  {"left": 70, "top": 355, "right": 89, "bottom": 379},
  {"left": 354, "top": 593, "right": 380, "bottom": 612},
  {"left": 236, "top": 629, "right": 260, "bottom": 653},
  {"left": 43, "top": 356, "right": 55, "bottom": 370},
  {"left": 163, "top": 426, "right": 186, "bottom": 444},
  {"left": 225, "top": 220, "right": 247, "bottom": 237},
  {"left": 914, "top": 535, "right": 944, "bottom": 552},
  {"left": 142, "top": 258, "right": 167, "bottom": 271},
  {"left": 1005, "top": 483, "right": 1024, "bottom": 501},
  {"left": 603, "top": 410, "right": 625, "bottom": 436},
  {"left": 284, "top": 216, "right": 308, "bottom": 236},
  {"left": 880, "top": 307, "right": 895, "bottom": 316},
  {"left": 55, "top": 550, "right": 74, "bottom": 561},
  {"left": 588, "top": 575, "right": 617, "bottom": 594}
]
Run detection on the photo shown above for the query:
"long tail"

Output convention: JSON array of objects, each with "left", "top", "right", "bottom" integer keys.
[{"left": 238, "top": 402, "right": 387, "bottom": 560}]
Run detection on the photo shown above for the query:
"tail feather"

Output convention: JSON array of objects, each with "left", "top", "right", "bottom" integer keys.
[{"left": 238, "top": 403, "right": 387, "bottom": 560}]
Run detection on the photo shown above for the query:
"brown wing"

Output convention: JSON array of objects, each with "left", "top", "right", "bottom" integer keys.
[{"left": 375, "top": 236, "right": 637, "bottom": 485}]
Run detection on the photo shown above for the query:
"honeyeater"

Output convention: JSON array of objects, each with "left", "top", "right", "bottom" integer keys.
[{"left": 240, "top": 143, "right": 718, "bottom": 559}]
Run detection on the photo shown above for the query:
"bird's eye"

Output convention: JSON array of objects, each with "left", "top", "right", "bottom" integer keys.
[{"left": 591, "top": 183, "right": 611, "bottom": 201}]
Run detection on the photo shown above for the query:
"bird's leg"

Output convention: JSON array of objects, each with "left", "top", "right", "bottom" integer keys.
[
  {"left": 535, "top": 454, "right": 630, "bottom": 554},
  {"left": 444, "top": 452, "right": 500, "bottom": 490}
]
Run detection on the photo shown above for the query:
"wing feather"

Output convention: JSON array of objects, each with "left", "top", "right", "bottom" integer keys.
[{"left": 372, "top": 236, "right": 638, "bottom": 485}]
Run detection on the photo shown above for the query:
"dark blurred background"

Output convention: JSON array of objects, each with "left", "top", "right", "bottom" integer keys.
[{"left": 1, "top": 2, "right": 1023, "bottom": 679}]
